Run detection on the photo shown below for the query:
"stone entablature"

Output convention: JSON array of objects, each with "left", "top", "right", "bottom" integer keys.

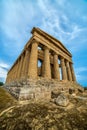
[{"left": 6, "top": 27, "right": 76, "bottom": 83}]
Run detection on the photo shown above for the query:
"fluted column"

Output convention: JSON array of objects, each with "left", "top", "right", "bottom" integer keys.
[
  {"left": 28, "top": 40, "right": 38, "bottom": 78},
  {"left": 14, "top": 65, "right": 16, "bottom": 80},
  {"left": 53, "top": 53, "right": 60, "bottom": 80},
  {"left": 24, "top": 48, "right": 30, "bottom": 78},
  {"left": 17, "top": 55, "right": 24, "bottom": 80},
  {"left": 44, "top": 46, "right": 51, "bottom": 78},
  {"left": 15, "top": 60, "right": 20, "bottom": 79},
  {"left": 41, "top": 61, "right": 44, "bottom": 77},
  {"left": 61, "top": 57, "right": 67, "bottom": 80},
  {"left": 14, "top": 64, "right": 16, "bottom": 80},
  {"left": 70, "top": 63, "right": 76, "bottom": 82},
  {"left": 21, "top": 52, "right": 26, "bottom": 79},
  {"left": 66, "top": 60, "right": 72, "bottom": 81}
]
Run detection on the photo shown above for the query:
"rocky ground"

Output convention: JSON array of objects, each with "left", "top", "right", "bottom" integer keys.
[{"left": 0, "top": 86, "right": 87, "bottom": 130}]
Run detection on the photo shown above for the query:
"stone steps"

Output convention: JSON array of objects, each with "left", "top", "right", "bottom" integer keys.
[{"left": 4, "top": 78, "right": 84, "bottom": 100}]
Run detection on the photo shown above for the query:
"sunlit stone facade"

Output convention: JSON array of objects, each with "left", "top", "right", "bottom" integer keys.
[{"left": 6, "top": 27, "right": 76, "bottom": 83}]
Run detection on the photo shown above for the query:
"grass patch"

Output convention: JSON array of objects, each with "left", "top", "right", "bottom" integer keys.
[{"left": 0, "top": 87, "right": 17, "bottom": 112}]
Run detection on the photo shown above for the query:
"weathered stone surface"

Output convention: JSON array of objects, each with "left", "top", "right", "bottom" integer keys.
[
  {"left": 69, "top": 88, "right": 75, "bottom": 94},
  {"left": 51, "top": 90, "right": 61, "bottom": 98},
  {"left": 55, "top": 93, "right": 69, "bottom": 107},
  {"left": 4, "top": 78, "right": 84, "bottom": 100},
  {"left": 78, "top": 88, "right": 84, "bottom": 93},
  {"left": 6, "top": 27, "right": 76, "bottom": 85}
]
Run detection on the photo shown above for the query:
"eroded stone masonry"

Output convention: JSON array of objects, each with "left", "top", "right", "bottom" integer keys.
[
  {"left": 5, "top": 27, "right": 77, "bottom": 100},
  {"left": 6, "top": 27, "right": 76, "bottom": 83}
]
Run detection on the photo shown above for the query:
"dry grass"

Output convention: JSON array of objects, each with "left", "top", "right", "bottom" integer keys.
[{"left": 0, "top": 87, "right": 17, "bottom": 112}]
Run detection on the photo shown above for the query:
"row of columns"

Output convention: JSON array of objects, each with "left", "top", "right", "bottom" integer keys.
[
  {"left": 6, "top": 48, "right": 30, "bottom": 83},
  {"left": 27, "top": 40, "right": 76, "bottom": 81},
  {"left": 6, "top": 40, "right": 76, "bottom": 83}
]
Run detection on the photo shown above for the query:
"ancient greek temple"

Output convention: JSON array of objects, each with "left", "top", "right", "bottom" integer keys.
[{"left": 6, "top": 27, "right": 76, "bottom": 83}]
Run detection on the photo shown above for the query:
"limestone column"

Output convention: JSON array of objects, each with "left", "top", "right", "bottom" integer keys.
[
  {"left": 15, "top": 60, "right": 20, "bottom": 79},
  {"left": 41, "top": 60, "right": 44, "bottom": 77},
  {"left": 17, "top": 59, "right": 21, "bottom": 80},
  {"left": 17, "top": 55, "right": 24, "bottom": 80},
  {"left": 14, "top": 65, "right": 16, "bottom": 80},
  {"left": 43, "top": 46, "right": 51, "bottom": 78},
  {"left": 53, "top": 53, "right": 60, "bottom": 80},
  {"left": 66, "top": 60, "right": 72, "bottom": 81},
  {"left": 70, "top": 63, "right": 76, "bottom": 82},
  {"left": 24, "top": 48, "right": 30, "bottom": 78},
  {"left": 21, "top": 52, "right": 26, "bottom": 78},
  {"left": 60, "top": 57, "right": 67, "bottom": 80},
  {"left": 28, "top": 40, "right": 38, "bottom": 78}
]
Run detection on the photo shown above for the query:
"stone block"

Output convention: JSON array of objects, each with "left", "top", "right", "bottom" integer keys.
[{"left": 55, "top": 93, "right": 69, "bottom": 107}]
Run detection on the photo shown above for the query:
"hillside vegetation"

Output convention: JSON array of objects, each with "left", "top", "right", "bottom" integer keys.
[{"left": 0, "top": 87, "right": 17, "bottom": 113}]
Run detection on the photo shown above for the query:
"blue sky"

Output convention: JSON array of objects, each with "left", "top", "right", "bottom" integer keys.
[{"left": 0, "top": 0, "right": 87, "bottom": 86}]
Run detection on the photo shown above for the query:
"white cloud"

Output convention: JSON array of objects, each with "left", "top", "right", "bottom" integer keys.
[
  {"left": 75, "top": 67, "right": 87, "bottom": 82},
  {"left": 37, "top": 0, "right": 87, "bottom": 46},
  {"left": 0, "top": 61, "right": 10, "bottom": 82},
  {"left": 56, "top": 0, "right": 66, "bottom": 6},
  {"left": 68, "top": 26, "right": 87, "bottom": 41},
  {"left": 1, "top": 0, "right": 87, "bottom": 54},
  {"left": 0, "top": 0, "right": 37, "bottom": 57},
  {"left": 75, "top": 67, "right": 87, "bottom": 74},
  {"left": 0, "top": 67, "right": 7, "bottom": 78},
  {"left": 0, "top": 62, "right": 10, "bottom": 69},
  {"left": 1, "top": 1, "right": 34, "bottom": 40}
]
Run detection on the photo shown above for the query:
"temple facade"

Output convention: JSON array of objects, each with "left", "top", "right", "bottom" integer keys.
[{"left": 6, "top": 27, "right": 76, "bottom": 83}]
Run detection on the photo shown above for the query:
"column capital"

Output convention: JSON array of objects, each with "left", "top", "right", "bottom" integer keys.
[
  {"left": 43, "top": 46, "right": 50, "bottom": 51},
  {"left": 20, "top": 53, "right": 23, "bottom": 59},
  {"left": 70, "top": 62, "right": 73, "bottom": 65},
  {"left": 25, "top": 47, "right": 30, "bottom": 53},
  {"left": 60, "top": 56, "right": 64, "bottom": 62},
  {"left": 66, "top": 60, "right": 69, "bottom": 66},
  {"left": 31, "top": 39, "right": 39, "bottom": 45},
  {"left": 52, "top": 51, "right": 58, "bottom": 56}
]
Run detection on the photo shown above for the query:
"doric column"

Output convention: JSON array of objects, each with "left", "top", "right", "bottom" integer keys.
[
  {"left": 14, "top": 65, "right": 16, "bottom": 80},
  {"left": 66, "top": 60, "right": 72, "bottom": 81},
  {"left": 53, "top": 53, "right": 60, "bottom": 80},
  {"left": 28, "top": 40, "right": 38, "bottom": 79},
  {"left": 17, "top": 55, "right": 24, "bottom": 80},
  {"left": 44, "top": 46, "right": 51, "bottom": 78},
  {"left": 15, "top": 60, "right": 20, "bottom": 79},
  {"left": 21, "top": 52, "right": 26, "bottom": 79},
  {"left": 60, "top": 57, "right": 67, "bottom": 80},
  {"left": 41, "top": 61, "right": 44, "bottom": 77},
  {"left": 70, "top": 63, "right": 76, "bottom": 82},
  {"left": 24, "top": 48, "right": 30, "bottom": 78},
  {"left": 21, "top": 49, "right": 30, "bottom": 79}
]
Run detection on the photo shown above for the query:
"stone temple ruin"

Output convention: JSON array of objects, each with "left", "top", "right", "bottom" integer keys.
[{"left": 5, "top": 27, "right": 77, "bottom": 100}]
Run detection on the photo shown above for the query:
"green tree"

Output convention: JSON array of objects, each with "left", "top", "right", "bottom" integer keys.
[{"left": 0, "top": 82, "right": 4, "bottom": 86}]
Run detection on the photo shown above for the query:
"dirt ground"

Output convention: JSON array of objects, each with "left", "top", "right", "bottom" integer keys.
[{"left": 0, "top": 87, "right": 87, "bottom": 130}]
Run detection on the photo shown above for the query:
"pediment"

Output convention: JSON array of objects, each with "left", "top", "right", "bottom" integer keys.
[{"left": 31, "top": 27, "right": 72, "bottom": 57}]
